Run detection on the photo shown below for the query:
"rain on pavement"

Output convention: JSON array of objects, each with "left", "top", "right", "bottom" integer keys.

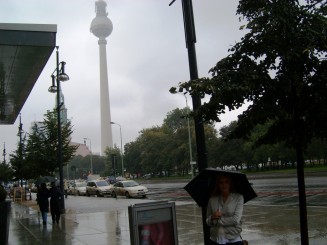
[{"left": 8, "top": 174, "right": 327, "bottom": 244}]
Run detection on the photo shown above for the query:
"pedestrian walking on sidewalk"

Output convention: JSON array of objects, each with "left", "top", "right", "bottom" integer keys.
[
  {"left": 64, "top": 179, "right": 69, "bottom": 198},
  {"left": 49, "top": 182, "right": 62, "bottom": 224},
  {"left": 206, "top": 175, "right": 244, "bottom": 245},
  {"left": 37, "top": 183, "right": 49, "bottom": 225}
]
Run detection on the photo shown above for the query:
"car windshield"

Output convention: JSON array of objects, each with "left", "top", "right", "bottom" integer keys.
[
  {"left": 96, "top": 181, "right": 109, "bottom": 187},
  {"left": 124, "top": 181, "right": 139, "bottom": 187},
  {"left": 76, "top": 182, "right": 86, "bottom": 187}
]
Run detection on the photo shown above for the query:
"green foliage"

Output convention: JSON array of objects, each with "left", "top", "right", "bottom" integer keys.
[
  {"left": 173, "top": 1, "right": 327, "bottom": 153},
  {"left": 0, "top": 185, "right": 6, "bottom": 202},
  {"left": 122, "top": 108, "right": 219, "bottom": 176},
  {"left": 66, "top": 154, "right": 106, "bottom": 178},
  {"left": 163, "top": 107, "right": 191, "bottom": 132},
  {"left": 76, "top": 111, "right": 327, "bottom": 178},
  {"left": 104, "top": 146, "right": 121, "bottom": 176},
  {"left": 10, "top": 109, "right": 77, "bottom": 180},
  {"left": 10, "top": 132, "right": 31, "bottom": 180},
  {"left": 0, "top": 162, "right": 12, "bottom": 183}
]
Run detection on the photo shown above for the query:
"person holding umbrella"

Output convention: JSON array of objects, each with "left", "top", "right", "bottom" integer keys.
[
  {"left": 36, "top": 183, "right": 50, "bottom": 225},
  {"left": 184, "top": 168, "right": 255, "bottom": 244},
  {"left": 49, "top": 182, "right": 62, "bottom": 224},
  {"left": 206, "top": 175, "right": 244, "bottom": 245}
]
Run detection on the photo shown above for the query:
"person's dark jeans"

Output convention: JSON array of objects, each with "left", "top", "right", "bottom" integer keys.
[{"left": 210, "top": 240, "right": 243, "bottom": 245}]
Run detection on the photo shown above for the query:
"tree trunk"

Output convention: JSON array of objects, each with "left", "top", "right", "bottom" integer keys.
[{"left": 296, "top": 145, "right": 309, "bottom": 245}]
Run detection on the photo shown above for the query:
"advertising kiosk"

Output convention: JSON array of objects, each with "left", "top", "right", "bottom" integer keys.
[{"left": 128, "top": 201, "right": 178, "bottom": 245}]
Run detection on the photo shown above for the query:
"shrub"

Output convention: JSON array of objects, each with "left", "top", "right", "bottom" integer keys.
[{"left": 0, "top": 185, "right": 7, "bottom": 202}]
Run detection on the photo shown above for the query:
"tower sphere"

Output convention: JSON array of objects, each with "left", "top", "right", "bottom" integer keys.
[{"left": 90, "top": 0, "right": 113, "bottom": 38}]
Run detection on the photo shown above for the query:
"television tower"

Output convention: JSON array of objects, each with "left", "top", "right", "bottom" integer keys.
[{"left": 90, "top": 0, "right": 113, "bottom": 154}]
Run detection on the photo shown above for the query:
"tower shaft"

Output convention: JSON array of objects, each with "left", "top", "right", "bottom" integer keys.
[
  {"left": 90, "top": 0, "right": 114, "bottom": 155},
  {"left": 98, "top": 38, "right": 113, "bottom": 153}
]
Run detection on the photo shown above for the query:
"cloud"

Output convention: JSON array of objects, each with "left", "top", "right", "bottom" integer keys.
[{"left": 0, "top": 0, "right": 243, "bottom": 156}]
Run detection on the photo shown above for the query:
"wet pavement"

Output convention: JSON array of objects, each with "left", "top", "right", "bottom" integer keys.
[{"left": 8, "top": 195, "right": 327, "bottom": 245}]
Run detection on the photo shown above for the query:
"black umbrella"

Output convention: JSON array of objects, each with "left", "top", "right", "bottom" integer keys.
[
  {"left": 34, "top": 176, "right": 57, "bottom": 185},
  {"left": 184, "top": 168, "right": 257, "bottom": 207}
]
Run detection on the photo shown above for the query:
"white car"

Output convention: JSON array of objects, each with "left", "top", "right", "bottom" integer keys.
[
  {"left": 111, "top": 180, "right": 148, "bottom": 198},
  {"left": 69, "top": 181, "right": 87, "bottom": 196},
  {"left": 86, "top": 180, "right": 112, "bottom": 197}
]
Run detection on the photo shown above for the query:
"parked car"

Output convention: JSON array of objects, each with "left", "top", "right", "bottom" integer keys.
[
  {"left": 110, "top": 180, "right": 148, "bottom": 198},
  {"left": 142, "top": 173, "right": 151, "bottom": 179},
  {"left": 69, "top": 181, "right": 87, "bottom": 196},
  {"left": 86, "top": 180, "right": 112, "bottom": 197}
]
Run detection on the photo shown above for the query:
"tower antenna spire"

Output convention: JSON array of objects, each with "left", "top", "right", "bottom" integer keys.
[{"left": 90, "top": 0, "right": 114, "bottom": 155}]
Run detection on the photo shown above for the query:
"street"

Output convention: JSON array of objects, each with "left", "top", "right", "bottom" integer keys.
[
  {"left": 10, "top": 175, "right": 327, "bottom": 244},
  {"left": 62, "top": 175, "right": 327, "bottom": 244},
  {"left": 59, "top": 175, "right": 327, "bottom": 213},
  {"left": 140, "top": 175, "right": 327, "bottom": 206}
]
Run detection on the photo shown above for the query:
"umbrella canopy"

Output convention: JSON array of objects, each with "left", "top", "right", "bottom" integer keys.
[
  {"left": 184, "top": 168, "right": 257, "bottom": 207},
  {"left": 34, "top": 176, "right": 57, "bottom": 185}
]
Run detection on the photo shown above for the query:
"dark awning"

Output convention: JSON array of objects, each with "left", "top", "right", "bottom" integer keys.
[{"left": 0, "top": 23, "right": 56, "bottom": 124}]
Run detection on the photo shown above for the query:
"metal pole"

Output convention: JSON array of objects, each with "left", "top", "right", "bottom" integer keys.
[
  {"left": 66, "top": 163, "right": 69, "bottom": 180},
  {"left": 181, "top": 0, "right": 208, "bottom": 243},
  {"left": 84, "top": 138, "right": 93, "bottom": 174},
  {"left": 110, "top": 122, "right": 124, "bottom": 176},
  {"left": 90, "top": 140, "right": 93, "bottom": 174},
  {"left": 119, "top": 125, "right": 124, "bottom": 176},
  {"left": 56, "top": 47, "right": 65, "bottom": 212},
  {"left": 184, "top": 95, "right": 193, "bottom": 178},
  {"left": 3, "top": 142, "right": 6, "bottom": 164},
  {"left": 19, "top": 114, "right": 24, "bottom": 193}
]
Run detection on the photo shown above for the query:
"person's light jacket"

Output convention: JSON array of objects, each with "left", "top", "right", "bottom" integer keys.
[{"left": 206, "top": 192, "right": 244, "bottom": 241}]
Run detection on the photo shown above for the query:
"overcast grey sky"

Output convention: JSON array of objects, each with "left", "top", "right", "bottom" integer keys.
[{"left": 0, "top": 0, "right": 245, "bottom": 156}]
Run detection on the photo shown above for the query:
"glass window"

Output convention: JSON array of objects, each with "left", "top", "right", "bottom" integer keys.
[{"left": 96, "top": 181, "right": 109, "bottom": 187}]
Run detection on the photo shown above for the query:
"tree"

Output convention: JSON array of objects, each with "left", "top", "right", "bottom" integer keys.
[
  {"left": 138, "top": 127, "right": 172, "bottom": 175},
  {"left": 172, "top": 1, "right": 326, "bottom": 243},
  {"left": 104, "top": 146, "right": 122, "bottom": 176},
  {"left": 67, "top": 155, "right": 91, "bottom": 179},
  {"left": 163, "top": 108, "right": 195, "bottom": 175},
  {"left": 213, "top": 121, "right": 251, "bottom": 170},
  {"left": 29, "top": 110, "right": 77, "bottom": 177},
  {"left": 246, "top": 122, "right": 296, "bottom": 170},
  {"left": 163, "top": 107, "right": 191, "bottom": 132},
  {"left": 123, "top": 108, "right": 221, "bottom": 177},
  {"left": 24, "top": 122, "right": 50, "bottom": 177},
  {"left": 306, "top": 138, "right": 327, "bottom": 165},
  {"left": 0, "top": 162, "right": 12, "bottom": 183},
  {"left": 10, "top": 126, "right": 31, "bottom": 181},
  {"left": 124, "top": 140, "right": 143, "bottom": 176},
  {"left": 10, "top": 110, "right": 77, "bottom": 179}
]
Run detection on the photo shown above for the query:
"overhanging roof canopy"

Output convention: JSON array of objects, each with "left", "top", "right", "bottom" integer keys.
[{"left": 0, "top": 23, "right": 56, "bottom": 124}]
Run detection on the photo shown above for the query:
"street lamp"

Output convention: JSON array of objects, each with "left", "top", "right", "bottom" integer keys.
[
  {"left": 110, "top": 122, "right": 124, "bottom": 176},
  {"left": 184, "top": 94, "right": 194, "bottom": 178},
  {"left": 83, "top": 138, "right": 93, "bottom": 174},
  {"left": 3, "top": 142, "right": 6, "bottom": 164},
  {"left": 48, "top": 46, "right": 69, "bottom": 212}
]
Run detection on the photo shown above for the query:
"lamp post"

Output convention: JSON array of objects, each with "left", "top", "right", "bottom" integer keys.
[
  {"left": 184, "top": 94, "right": 194, "bottom": 178},
  {"left": 170, "top": 0, "right": 208, "bottom": 243},
  {"left": 110, "top": 122, "right": 124, "bottom": 177},
  {"left": 3, "top": 142, "right": 6, "bottom": 164},
  {"left": 48, "top": 46, "right": 69, "bottom": 212},
  {"left": 83, "top": 138, "right": 93, "bottom": 174}
]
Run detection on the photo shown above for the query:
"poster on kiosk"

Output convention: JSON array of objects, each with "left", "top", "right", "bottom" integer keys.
[{"left": 128, "top": 201, "right": 178, "bottom": 245}]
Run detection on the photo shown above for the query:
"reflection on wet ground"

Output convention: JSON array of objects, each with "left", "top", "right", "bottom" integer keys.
[
  {"left": 9, "top": 200, "right": 327, "bottom": 245},
  {"left": 8, "top": 175, "right": 327, "bottom": 244}
]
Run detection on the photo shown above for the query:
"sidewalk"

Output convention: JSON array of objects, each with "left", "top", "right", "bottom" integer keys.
[{"left": 8, "top": 197, "right": 327, "bottom": 245}]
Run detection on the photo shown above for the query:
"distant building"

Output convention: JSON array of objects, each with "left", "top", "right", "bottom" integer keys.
[
  {"left": 70, "top": 142, "right": 100, "bottom": 157},
  {"left": 70, "top": 142, "right": 91, "bottom": 157}
]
